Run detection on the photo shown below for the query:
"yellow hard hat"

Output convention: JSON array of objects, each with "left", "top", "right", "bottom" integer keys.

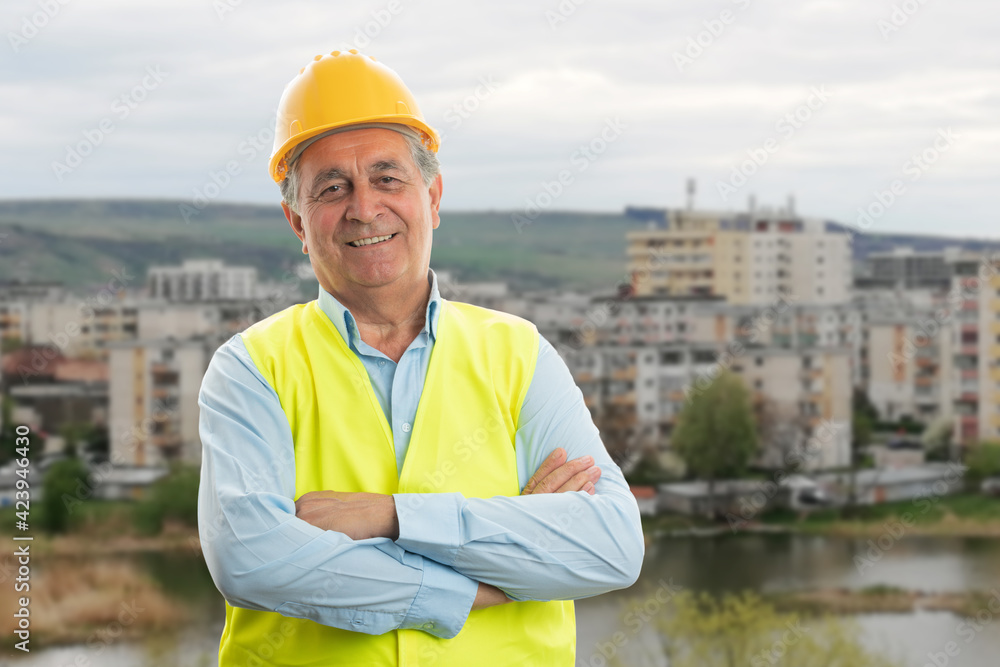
[{"left": 268, "top": 50, "right": 440, "bottom": 183}]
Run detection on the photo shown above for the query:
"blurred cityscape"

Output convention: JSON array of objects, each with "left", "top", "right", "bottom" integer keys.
[
  {"left": 2, "top": 195, "right": 998, "bottom": 503},
  {"left": 5, "top": 195, "right": 1000, "bottom": 666}
]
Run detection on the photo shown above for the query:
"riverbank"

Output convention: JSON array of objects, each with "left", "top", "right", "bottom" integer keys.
[
  {"left": 763, "top": 494, "right": 1000, "bottom": 537},
  {"left": 771, "top": 586, "right": 1000, "bottom": 617},
  {"left": 641, "top": 494, "right": 1000, "bottom": 539},
  {"left": 0, "top": 557, "right": 190, "bottom": 648}
]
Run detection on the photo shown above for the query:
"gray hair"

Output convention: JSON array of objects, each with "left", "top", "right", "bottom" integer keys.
[{"left": 280, "top": 131, "right": 440, "bottom": 214}]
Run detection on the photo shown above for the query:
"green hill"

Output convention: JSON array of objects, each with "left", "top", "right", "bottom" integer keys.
[
  {"left": 2, "top": 199, "right": 995, "bottom": 294},
  {"left": 0, "top": 200, "right": 645, "bottom": 292}
]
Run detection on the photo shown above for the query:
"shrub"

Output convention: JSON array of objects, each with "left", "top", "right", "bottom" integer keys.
[
  {"left": 40, "top": 458, "right": 90, "bottom": 534},
  {"left": 132, "top": 464, "right": 201, "bottom": 536}
]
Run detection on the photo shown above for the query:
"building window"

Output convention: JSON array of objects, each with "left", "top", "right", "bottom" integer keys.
[{"left": 661, "top": 351, "right": 682, "bottom": 365}]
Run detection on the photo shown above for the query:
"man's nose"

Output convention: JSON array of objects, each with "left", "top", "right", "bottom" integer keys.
[{"left": 345, "top": 183, "right": 382, "bottom": 224}]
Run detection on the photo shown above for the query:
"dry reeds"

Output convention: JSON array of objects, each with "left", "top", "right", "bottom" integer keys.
[{"left": 0, "top": 558, "right": 186, "bottom": 646}]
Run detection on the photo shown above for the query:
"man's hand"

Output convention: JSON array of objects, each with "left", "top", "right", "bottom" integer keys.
[
  {"left": 521, "top": 447, "right": 601, "bottom": 496},
  {"left": 473, "top": 582, "right": 512, "bottom": 610},
  {"left": 295, "top": 491, "right": 399, "bottom": 541}
]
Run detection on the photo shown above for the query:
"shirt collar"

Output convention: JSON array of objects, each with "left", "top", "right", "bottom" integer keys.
[{"left": 316, "top": 269, "right": 442, "bottom": 349}]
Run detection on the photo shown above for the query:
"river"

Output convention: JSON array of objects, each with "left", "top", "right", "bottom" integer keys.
[{"left": 9, "top": 534, "right": 1000, "bottom": 667}]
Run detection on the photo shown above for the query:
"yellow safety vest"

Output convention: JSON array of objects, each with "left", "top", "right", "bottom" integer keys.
[{"left": 223, "top": 298, "right": 576, "bottom": 666}]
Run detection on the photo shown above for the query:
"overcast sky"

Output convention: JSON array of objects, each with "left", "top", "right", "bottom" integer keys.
[{"left": 3, "top": 0, "right": 998, "bottom": 236}]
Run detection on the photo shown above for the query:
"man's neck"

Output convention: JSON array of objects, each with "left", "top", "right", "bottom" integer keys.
[{"left": 326, "top": 277, "right": 431, "bottom": 361}]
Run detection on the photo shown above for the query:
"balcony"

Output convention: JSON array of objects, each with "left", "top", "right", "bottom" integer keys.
[
  {"left": 611, "top": 367, "right": 637, "bottom": 381},
  {"left": 799, "top": 367, "right": 822, "bottom": 380},
  {"left": 660, "top": 390, "right": 687, "bottom": 402},
  {"left": 609, "top": 392, "right": 637, "bottom": 406},
  {"left": 151, "top": 433, "right": 183, "bottom": 449}
]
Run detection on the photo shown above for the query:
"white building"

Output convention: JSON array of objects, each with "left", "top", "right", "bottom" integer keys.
[{"left": 147, "top": 259, "right": 257, "bottom": 301}]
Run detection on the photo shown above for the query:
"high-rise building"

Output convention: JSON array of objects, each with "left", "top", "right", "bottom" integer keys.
[{"left": 626, "top": 207, "right": 851, "bottom": 305}]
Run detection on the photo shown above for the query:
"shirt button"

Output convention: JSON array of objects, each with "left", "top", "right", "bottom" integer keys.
[
  {"left": 423, "top": 622, "right": 434, "bottom": 630},
  {"left": 402, "top": 422, "right": 411, "bottom": 433},
  {"left": 379, "top": 360, "right": 386, "bottom": 367}
]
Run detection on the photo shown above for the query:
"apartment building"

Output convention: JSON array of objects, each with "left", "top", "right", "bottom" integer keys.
[
  {"left": 548, "top": 294, "right": 854, "bottom": 471},
  {"left": 147, "top": 259, "right": 257, "bottom": 301},
  {"left": 855, "top": 252, "right": 993, "bottom": 447},
  {"left": 626, "top": 207, "right": 851, "bottom": 305},
  {"left": 864, "top": 314, "right": 954, "bottom": 424},
  {"left": 859, "top": 246, "right": 960, "bottom": 291},
  {"left": 107, "top": 337, "right": 223, "bottom": 467}
]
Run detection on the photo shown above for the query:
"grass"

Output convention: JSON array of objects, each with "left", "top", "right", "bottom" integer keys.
[
  {"left": 760, "top": 494, "right": 1000, "bottom": 535},
  {"left": 0, "top": 499, "right": 201, "bottom": 557}
]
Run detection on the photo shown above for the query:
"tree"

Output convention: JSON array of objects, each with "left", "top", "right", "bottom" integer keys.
[
  {"left": 41, "top": 458, "right": 90, "bottom": 534},
  {"left": 612, "top": 590, "right": 900, "bottom": 667},
  {"left": 846, "top": 412, "right": 873, "bottom": 513},
  {"left": 132, "top": 464, "right": 201, "bottom": 535},
  {"left": 963, "top": 441, "right": 1000, "bottom": 493},
  {"left": 852, "top": 388, "right": 879, "bottom": 423},
  {"left": 920, "top": 416, "right": 954, "bottom": 461},
  {"left": 672, "top": 371, "right": 758, "bottom": 516}
]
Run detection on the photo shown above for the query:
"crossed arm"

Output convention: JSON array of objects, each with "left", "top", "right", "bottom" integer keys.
[
  {"left": 197, "top": 334, "right": 644, "bottom": 639},
  {"left": 294, "top": 446, "right": 604, "bottom": 610}
]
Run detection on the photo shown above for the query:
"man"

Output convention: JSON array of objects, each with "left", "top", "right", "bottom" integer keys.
[{"left": 197, "top": 49, "right": 643, "bottom": 666}]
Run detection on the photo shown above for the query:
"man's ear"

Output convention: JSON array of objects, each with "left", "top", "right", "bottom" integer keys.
[
  {"left": 429, "top": 174, "right": 443, "bottom": 230},
  {"left": 282, "top": 202, "right": 308, "bottom": 254}
]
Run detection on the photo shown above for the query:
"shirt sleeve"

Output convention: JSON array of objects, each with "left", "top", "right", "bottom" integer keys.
[
  {"left": 197, "top": 334, "right": 478, "bottom": 639},
  {"left": 393, "top": 333, "right": 644, "bottom": 602}
]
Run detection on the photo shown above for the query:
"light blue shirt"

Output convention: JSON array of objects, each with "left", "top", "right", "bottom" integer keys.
[{"left": 197, "top": 269, "right": 643, "bottom": 640}]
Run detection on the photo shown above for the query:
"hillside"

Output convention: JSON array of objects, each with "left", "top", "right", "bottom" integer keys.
[
  {"left": 0, "top": 200, "right": 645, "bottom": 292},
  {"left": 0, "top": 199, "right": 997, "bottom": 293}
]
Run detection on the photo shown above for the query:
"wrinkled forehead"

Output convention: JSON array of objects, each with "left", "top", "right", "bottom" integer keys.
[
  {"left": 291, "top": 124, "right": 418, "bottom": 169},
  {"left": 296, "top": 127, "right": 415, "bottom": 175}
]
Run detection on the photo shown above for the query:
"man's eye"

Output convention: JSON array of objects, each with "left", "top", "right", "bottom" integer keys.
[
  {"left": 322, "top": 185, "right": 341, "bottom": 194},
  {"left": 379, "top": 176, "right": 398, "bottom": 184}
]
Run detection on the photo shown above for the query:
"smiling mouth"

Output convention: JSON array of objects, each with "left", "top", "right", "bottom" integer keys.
[{"left": 347, "top": 233, "right": 396, "bottom": 247}]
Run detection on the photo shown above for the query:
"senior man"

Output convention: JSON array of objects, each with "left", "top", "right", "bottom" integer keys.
[{"left": 197, "top": 50, "right": 644, "bottom": 666}]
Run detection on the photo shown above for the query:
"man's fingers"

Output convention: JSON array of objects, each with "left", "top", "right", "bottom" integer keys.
[
  {"left": 532, "top": 455, "right": 594, "bottom": 494},
  {"left": 522, "top": 447, "right": 567, "bottom": 495},
  {"left": 556, "top": 466, "right": 601, "bottom": 494}
]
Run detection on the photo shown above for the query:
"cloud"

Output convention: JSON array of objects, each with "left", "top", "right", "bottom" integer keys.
[{"left": 2, "top": 0, "right": 997, "bottom": 236}]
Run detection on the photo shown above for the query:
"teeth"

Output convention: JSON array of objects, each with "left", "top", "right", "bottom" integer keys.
[{"left": 349, "top": 234, "right": 394, "bottom": 247}]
